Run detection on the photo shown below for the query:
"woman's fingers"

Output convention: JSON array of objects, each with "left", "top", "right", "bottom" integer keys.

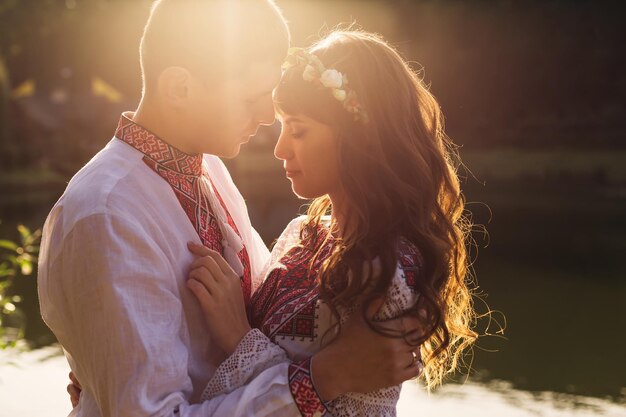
[
  {"left": 189, "top": 267, "right": 219, "bottom": 294},
  {"left": 187, "top": 276, "right": 216, "bottom": 313},
  {"left": 207, "top": 249, "right": 237, "bottom": 277},
  {"left": 189, "top": 255, "right": 223, "bottom": 283},
  {"left": 187, "top": 242, "right": 215, "bottom": 257},
  {"left": 397, "top": 356, "right": 423, "bottom": 382},
  {"left": 188, "top": 242, "right": 237, "bottom": 278}
]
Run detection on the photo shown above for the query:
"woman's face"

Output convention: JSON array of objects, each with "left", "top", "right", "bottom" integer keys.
[{"left": 274, "top": 112, "right": 341, "bottom": 199}]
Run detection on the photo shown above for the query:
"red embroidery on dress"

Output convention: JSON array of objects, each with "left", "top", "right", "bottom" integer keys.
[
  {"left": 252, "top": 229, "right": 422, "bottom": 341},
  {"left": 115, "top": 113, "right": 252, "bottom": 307},
  {"left": 250, "top": 227, "right": 332, "bottom": 340},
  {"left": 397, "top": 237, "right": 423, "bottom": 288},
  {"left": 288, "top": 357, "right": 329, "bottom": 417}
]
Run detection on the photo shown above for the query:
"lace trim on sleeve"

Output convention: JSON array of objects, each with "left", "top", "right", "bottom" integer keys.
[
  {"left": 326, "top": 387, "right": 399, "bottom": 417},
  {"left": 201, "top": 328, "right": 288, "bottom": 400}
]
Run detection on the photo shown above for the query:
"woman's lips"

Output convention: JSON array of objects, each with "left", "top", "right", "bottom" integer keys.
[{"left": 285, "top": 170, "right": 301, "bottom": 178}]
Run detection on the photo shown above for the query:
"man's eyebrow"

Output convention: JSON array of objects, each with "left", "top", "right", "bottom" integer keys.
[{"left": 283, "top": 116, "right": 303, "bottom": 124}]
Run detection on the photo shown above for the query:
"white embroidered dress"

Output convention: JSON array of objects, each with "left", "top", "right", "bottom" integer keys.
[{"left": 203, "top": 216, "right": 422, "bottom": 417}]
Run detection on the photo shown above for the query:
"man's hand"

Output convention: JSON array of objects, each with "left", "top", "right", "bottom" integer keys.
[
  {"left": 67, "top": 371, "right": 82, "bottom": 408},
  {"left": 311, "top": 304, "right": 423, "bottom": 401}
]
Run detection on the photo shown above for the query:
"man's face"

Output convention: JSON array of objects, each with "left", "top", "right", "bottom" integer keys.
[{"left": 183, "top": 61, "right": 281, "bottom": 157}]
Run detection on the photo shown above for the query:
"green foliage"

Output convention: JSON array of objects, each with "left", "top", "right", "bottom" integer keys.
[{"left": 0, "top": 221, "right": 41, "bottom": 349}]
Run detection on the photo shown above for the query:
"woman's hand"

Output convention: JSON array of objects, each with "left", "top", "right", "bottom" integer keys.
[
  {"left": 311, "top": 301, "right": 424, "bottom": 401},
  {"left": 67, "top": 371, "right": 82, "bottom": 408},
  {"left": 187, "top": 242, "right": 251, "bottom": 355}
]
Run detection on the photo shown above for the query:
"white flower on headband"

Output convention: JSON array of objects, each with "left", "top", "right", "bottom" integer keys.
[
  {"left": 332, "top": 89, "right": 347, "bottom": 101},
  {"left": 320, "top": 69, "right": 343, "bottom": 89},
  {"left": 282, "top": 47, "right": 368, "bottom": 123},
  {"left": 303, "top": 65, "right": 317, "bottom": 82}
]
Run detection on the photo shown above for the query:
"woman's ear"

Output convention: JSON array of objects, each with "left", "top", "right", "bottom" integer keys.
[{"left": 157, "top": 66, "right": 190, "bottom": 107}]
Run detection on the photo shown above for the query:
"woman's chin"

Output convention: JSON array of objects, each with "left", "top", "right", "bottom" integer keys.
[{"left": 291, "top": 185, "right": 323, "bottom": 200}]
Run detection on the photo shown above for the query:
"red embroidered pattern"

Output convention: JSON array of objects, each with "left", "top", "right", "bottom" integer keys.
[
  {"left": 115, "top": 113, "right": 252, "bottom": 304},
  {"left": 288, "top": 357, "right": 329, "bottom": 417},
  {"left": 255, "top": 224, "right": 422, "bottom": 417},
  {"left": 250, "top": 228, "right": 333, "bottom": 340},
  {"left": 397, "top": 237, "right": 423, "bottom": 288}
]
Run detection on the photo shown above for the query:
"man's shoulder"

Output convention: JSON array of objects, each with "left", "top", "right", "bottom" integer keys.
[{"left": 55, "top": 139, "right": 169, "bottom": 223}]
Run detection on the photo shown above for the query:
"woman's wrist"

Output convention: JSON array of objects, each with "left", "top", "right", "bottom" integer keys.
[
  {"left": 310, "top": 348, "right": 345, "bottom": 401},
  {"left": 224, "top": 324, "right": 252, "bottom": 355}
]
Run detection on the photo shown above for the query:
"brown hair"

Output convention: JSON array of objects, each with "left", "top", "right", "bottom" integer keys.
[
  {"left": 274, "top": 31, "right": 477, "bottom": 389},
  {"left": 140, "top": 0, "right": 289, "bottom": 93}
]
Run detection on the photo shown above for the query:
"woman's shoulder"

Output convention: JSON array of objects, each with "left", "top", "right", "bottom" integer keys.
[
  {"left": 268, "top": 216, "right": 308, "bottom": 267},
  {"left": 283, "top": 215, "right": 308, "bottom": 235},
  {"left": 278, "top": 215, "right": 331, "bottom": 242}
]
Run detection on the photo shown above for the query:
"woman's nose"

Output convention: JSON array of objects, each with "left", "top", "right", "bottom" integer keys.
[{"left": 274, "top": 130, "right": 293, "bottom": 161}]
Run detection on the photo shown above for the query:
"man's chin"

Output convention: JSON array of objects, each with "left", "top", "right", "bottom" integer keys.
[{"left": 220, "top": 143, "right": 243, "bottom": 159}]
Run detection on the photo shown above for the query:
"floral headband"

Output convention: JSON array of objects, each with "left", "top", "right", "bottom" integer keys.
[{"left": 282, "top": 47, "right": 368, "bottom": 123}]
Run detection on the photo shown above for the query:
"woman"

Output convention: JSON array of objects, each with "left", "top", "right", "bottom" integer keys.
[{"left": 185, "top": 30, "right": 477, "bottom": 416}]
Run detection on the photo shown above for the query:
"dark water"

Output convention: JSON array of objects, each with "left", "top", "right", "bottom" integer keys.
[
  {"left": 1, "top": 148, "right": 625, "bottom": 401},
  {"left": 461, "top": 179, "right": 626, "bottom": 400}
]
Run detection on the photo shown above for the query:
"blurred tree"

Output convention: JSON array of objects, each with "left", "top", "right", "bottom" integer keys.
[
  {"left": 0, "top": 223, "right": 41, "bottom": 349},
  {"left": 0, "top": 0, "right": 140, "bottom": 173}
]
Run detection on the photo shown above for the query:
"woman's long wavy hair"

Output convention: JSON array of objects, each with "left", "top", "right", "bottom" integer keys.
[{"left": 274, "top": 30, "right": 477, "bottom": 389}]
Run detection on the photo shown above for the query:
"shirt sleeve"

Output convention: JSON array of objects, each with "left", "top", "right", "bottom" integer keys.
[{"left": 38, "top": 212, "right": 303, "bottom": 417}]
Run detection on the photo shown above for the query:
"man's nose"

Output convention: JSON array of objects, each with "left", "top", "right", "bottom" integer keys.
[{"left": 257, "top": 97, "right": 276, "bottom": 126}]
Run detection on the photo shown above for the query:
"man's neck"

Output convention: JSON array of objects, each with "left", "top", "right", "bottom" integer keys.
[{"left": 132, "top": 100, "right": 198, "bottom": 155}]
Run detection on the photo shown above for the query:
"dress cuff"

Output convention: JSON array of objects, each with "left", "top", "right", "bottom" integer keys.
[
  {"left": 288, "top": 357, "right": 330, "bottom": 417},
  {"left": 201, "top": 328, "right": 288, "bottom": 400}
]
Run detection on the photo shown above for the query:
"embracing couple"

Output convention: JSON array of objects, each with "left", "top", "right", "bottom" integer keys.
[{"left": 37, "top": 0, "right": 477, "bottom": 416}]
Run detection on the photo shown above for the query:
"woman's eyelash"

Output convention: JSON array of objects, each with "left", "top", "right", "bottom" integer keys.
[{"left": 291, "top": 131, "right": 305, "bottom": 138}]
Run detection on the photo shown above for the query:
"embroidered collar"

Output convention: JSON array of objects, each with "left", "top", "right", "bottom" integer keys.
[{"left": 115, "top": 112, "right": 203, "bottom": 177}]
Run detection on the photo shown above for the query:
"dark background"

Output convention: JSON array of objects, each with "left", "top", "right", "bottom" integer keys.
[{"left": 1, "top": 0, "right": 624, "bottom": 402}]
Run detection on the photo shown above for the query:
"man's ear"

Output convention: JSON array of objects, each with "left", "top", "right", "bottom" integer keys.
[{"left": 157, "top": 67, "right": 191, "bottom": 106}]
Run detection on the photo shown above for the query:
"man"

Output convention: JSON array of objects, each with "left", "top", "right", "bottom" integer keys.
[{"left": 38, "top": 1, "right": 421, "bottom": 416}]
